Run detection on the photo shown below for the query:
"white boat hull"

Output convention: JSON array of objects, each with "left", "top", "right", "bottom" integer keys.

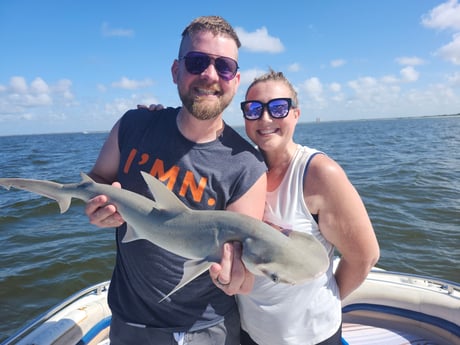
[{"left": 2, "top": 269, "right": 459, "bottom": 345}]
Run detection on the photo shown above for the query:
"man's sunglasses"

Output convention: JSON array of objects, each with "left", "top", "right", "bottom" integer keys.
[
  {"left": 180, "top": 51, "right": 239, "bottom": 81},
  {"left": 240, "top": 98, "right": 295, "bottom": 120}
]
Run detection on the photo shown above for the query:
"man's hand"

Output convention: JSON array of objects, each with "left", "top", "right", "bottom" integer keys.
[
  {"left": 209, "top": 242, "right": 254, "bottom": 295},
  {"left": 85, "top": 182, "right": 125, "bottom": 228},
  {"left": 137, "top": 104, "right": 165, "bottom": 111}
]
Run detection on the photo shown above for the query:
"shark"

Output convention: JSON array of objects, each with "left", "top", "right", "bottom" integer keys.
[{"left": 0, "top": 171, "right": 329, "bottom": 301}]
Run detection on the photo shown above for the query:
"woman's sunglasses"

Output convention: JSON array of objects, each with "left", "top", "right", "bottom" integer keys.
[
  {"left": 180, "top": 51, "right": 239, "bottom": 81},
  {"left": 240, "top": 98, "right": 295, "bottom": 120}
]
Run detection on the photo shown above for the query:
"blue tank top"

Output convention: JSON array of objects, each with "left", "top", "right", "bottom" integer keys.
[{"left": 108, "top": 107, "right": 266, "bottom": 331}]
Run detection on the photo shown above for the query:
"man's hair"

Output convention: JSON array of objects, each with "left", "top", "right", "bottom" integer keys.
[
  {"left": 246, "top": 69, "right": 299, "bottom": 107},
  {"left": 179, "top": 16, "right": 241, "bottom": 56}
]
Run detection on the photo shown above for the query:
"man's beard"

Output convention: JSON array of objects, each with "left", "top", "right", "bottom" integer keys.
[{"left": 178, "top": 84, "right": 233, "bottom": 120}]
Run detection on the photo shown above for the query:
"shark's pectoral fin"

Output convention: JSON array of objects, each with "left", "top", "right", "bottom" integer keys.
[
  {"left": 241, "top": 237, "right": 265, "bottom": 276},
  {"left": 158, "top": 259, "right": 213, "bottom": 303},
  {"left": 121, "top": 224, "right": 138, "bottom": 243}
]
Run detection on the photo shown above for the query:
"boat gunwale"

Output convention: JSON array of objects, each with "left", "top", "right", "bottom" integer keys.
[{"left": 0, "top": 281, "right": 110, "bottom": 345}]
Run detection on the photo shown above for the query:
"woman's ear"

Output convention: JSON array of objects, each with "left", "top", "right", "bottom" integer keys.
[{"left": 294, "top": 107, "right": 301, "bottom": 120}]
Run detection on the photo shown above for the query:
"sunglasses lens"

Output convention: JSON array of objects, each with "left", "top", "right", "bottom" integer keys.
[
  {"left": 268, "top": 99, "right": 290, "bottom": 118},
  {"left": 241, "top": 101, "right": 263, "bottom": 120},
  {"left": 215, "top": 57, "right": 238, "bottom": 81},
  {"left": 183, "top": 52, "right": 238, "bottom": 81},
  {"left": 184, "top": 52, "right": 210, "bottom": 75}
]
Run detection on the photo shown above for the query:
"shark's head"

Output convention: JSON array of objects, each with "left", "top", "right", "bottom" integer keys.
[
  {"left": 254, "top": 252, "right": 320, "bottom": 285},
  {"left": 242, "top": 229, "right": 330, "bottom": 284}
]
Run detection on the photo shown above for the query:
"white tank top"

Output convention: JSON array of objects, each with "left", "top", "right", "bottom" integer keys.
[{"left": 237, "top": 145, "right": 342, "bottom": 345}]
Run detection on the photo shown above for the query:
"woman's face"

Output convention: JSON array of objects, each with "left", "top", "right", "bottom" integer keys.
[{"left": 244, "top": 80, "right": 299, "bottom": 153}]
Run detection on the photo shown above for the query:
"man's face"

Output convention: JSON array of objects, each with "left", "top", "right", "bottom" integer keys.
[{"left": 172, "top": 31, "right": 240, "bottom": 120}]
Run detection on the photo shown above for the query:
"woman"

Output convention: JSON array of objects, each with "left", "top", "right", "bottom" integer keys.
[{"left": 237, "top": 70, "right": 380, "bottom": 345}]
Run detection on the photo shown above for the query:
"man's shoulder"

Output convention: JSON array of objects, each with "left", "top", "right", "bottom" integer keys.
[
  {"left": 222, "top": 124, "right": 255, "bottom": 149},
  {"left": 120, "top": 107, "right": 179, "bottom": 130},
  {"left": 123, "top": 107, "right": 179, "bottom": 120}
]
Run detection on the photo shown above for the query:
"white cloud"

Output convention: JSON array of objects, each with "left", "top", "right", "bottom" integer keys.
[
  {"left": 235, "top": 26, "right": 284, "bottom": 53},
  {"left": 348, "top": 77, "right": 378, "bottom": 91},
  {"left": 446, "top": 71, "right": 460, "bottom": 85},
  {"left": 405, "top": 83, "right": 457, "bottom": 109},
  {"left": 111, "top": 77, "right": 154, "bottom": 90},
  {"left": 382, "top": 75, "right": 399, "bottom": 84},
  {"left": 97, "top": 84, "right": 107, "bottom": 92},
  {"left": 10, "top": 76, "right": 28, "bottom": 93},
  {"left": 436, "top": 32, "right": 460, "bottom": 64},
  {"left": 30, "top": 78, "right": 49, "bottom": 94},
  {"left": 400, "top": 66, "right": 419, "bottom": 82},
  {"left": 104, "top": 97, "right": 134, "bottom": 115},
  {"left": 239, "top": 69, "right": 267, "bottom": 85},
  {"left": 101, "top": 22, "right": 134, "bottom": 37},
  {"left": 421, "top": 0, "right": 460, "bottom": 31},
  {"left": 396, "top": 56, "right": 425, "bottom": 66},
  {"left": 53, "top": 79, "right": 74, "bottom": 100},
  {"left": 104, "top": 94, "right": 159, "bottom": 116},
  {"left": 421, "top": 1, "right": 460, "bottom": 65},
  {"left": 346, "top": 76, "right": 402, "bottom": 109},
  {"left": 288, "top": 63, "right": 301, "bottom": 72},
  {"left": 300, "top": 77, "right": 324, "bottom": 102},
  {"left": 0, "top": 76, "right": 76, "bottom": 120},
  {"left": 330, "top": 59, "right": 346, "bottom": 68},
  {"left": 329, "top": 82, "right": 341, "bottom": 92},
  {"left": 329, "top": 83, "right": 344, "bottom": 102}
]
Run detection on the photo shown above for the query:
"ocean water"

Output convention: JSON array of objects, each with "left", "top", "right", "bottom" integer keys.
[{"left": 0, "top": 116, "right": 459, "bottom": 341}]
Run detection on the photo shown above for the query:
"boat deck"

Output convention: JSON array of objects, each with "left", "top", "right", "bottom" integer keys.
[{"left": 343, "top": 322, "right": 440, "bottom": 344}]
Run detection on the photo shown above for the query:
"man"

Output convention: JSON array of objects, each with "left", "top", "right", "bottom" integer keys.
[{"left": 85, "top": 16, "right": 266, "bottom": 345}]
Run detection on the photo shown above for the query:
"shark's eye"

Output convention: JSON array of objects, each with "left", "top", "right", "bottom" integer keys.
[{"left": 270, "top": 273, "right": 279, "bottom": 283}]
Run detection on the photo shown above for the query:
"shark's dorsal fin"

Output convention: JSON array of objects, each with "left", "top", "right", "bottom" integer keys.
[
  {"left": 140, "top": 171, "right": 189, "bottom": 215},
  {"left": 79, "top": 172, "right": 95, "bottom": 182}
]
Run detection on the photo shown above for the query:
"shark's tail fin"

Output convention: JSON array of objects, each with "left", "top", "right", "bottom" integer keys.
[{"left": 0, "top": 178, "right": 72, "bottom": 213}]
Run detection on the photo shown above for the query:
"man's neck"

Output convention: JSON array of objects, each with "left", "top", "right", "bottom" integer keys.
[{"left": 176, "top": 108, "right": 225, "bottom": 143}]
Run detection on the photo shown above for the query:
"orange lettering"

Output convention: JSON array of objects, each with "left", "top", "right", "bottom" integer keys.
[
  {"left": 179, "top": 171, "right": 207, "bottom": 202},
  {"left": 149, "top": 159, "right": 180, "bottom": 190},
  {"left": 123, "top": 148, "right": 138, "bottom": 174}
]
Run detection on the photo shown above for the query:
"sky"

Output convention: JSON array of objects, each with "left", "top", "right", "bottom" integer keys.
[{"left": 1, "top": 0, "right": 460, "bottom": 136}]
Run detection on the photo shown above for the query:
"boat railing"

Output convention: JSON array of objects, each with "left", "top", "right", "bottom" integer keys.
[
  {"left": 368, "top": 269, "right": 460, "bottom": 296},
  {"left": 1, "top": 281, "right": 110, "bottom": 345}
]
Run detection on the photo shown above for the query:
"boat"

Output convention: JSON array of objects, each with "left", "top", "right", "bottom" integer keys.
[
  {"left": 1, "top": 268, "right": 459, "bottom": 345},
  {"left": 342, "top": 269, "right": 460, "bottom": 345},
  {"left": 1, "top": 281, "right": 111, "bottom": 345}
]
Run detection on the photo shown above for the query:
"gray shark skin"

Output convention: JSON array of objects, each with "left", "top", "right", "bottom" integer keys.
[{"left": 0, "top": 172, "right": 329, "bottom": 301}]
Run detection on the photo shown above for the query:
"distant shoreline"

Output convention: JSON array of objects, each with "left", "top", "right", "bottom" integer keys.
[
  {"left": 1, "top": 113, "right": 459, "bottom": 137},
  {"left": 304, "top": 112, "right": 460, "bottom": 125}
]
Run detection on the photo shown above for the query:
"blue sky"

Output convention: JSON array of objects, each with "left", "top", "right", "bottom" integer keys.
[{"left": 1, "top": 0, "right": 459, "bottom": 136}]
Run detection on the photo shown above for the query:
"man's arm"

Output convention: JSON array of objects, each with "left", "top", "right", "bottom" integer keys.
[
  {"left": 85, "top": 120, "right": 125, "bottom": 228},
  {"left": 209, "top": 174, "right": 267, "bottom": 295}
]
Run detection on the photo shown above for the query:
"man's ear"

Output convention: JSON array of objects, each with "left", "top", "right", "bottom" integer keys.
[{"left": 171, "top": 59, "right": 179, "bottom": 84}]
